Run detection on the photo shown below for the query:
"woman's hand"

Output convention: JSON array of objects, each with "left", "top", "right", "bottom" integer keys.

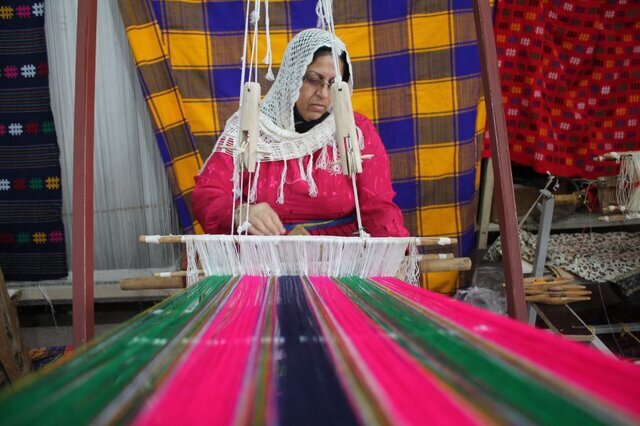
[{"left": 235, "top": 202, "right": 286, "bottom": 235}]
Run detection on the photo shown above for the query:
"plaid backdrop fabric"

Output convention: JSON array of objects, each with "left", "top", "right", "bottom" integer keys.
[
  {"left": 0, "top": 1, "right": 67, "bottom": 280},
  {"left": 485, "top": 0, "right": 640, "bottom": 179},
  {"left": 118, "top": 0, "right": 485, "bottom": 292}
]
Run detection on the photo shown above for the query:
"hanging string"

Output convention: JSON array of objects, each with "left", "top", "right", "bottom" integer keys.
[
  {"left": 247, "top": 0, "right": 261, "bottom": 83},
  {"left": 263, "top": 0, "right": 274, "bottom": 80},
  {"left": 315, "top": 0, "right": 342, "bottom": 79},
  {"left": 234, "top": 0, "right": 265, "bottom": 234},
  {"left": 232, "top": 0, "right": 254, "bottom": 234},
  {"left": 315, "top": 0, "right": 367, "bottom": 237}
]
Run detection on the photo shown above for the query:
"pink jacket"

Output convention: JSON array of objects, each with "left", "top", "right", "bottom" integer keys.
[{"left": 192, "top": 113, "right": 408, "bottom": 237}]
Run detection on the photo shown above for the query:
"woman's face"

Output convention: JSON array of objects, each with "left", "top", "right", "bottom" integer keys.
[{"left": 295, "top": 54, "right": 344, "bottom": 121}]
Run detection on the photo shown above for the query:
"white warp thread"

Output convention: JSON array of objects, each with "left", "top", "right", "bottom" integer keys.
[{"left": 184, "top": 235, "right": 417, "bottom": 284}]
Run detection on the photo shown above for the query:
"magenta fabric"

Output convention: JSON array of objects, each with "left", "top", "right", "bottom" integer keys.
[{"left": 193, "top": 113, "right": 409, "bottom": 237}]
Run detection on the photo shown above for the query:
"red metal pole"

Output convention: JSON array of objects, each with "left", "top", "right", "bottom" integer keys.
[
  {"left": 473, "top": 0, "right": 527, "bottom": 321},
  {"left": 72, "top": 0, "right": 98, "bottom": 346}
]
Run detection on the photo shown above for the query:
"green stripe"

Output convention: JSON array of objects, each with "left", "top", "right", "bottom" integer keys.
[
  {"left": 338, "top": 277, "right": 611, "bottom": 426},
  {"left": 246, "top": 278, "right": 277, "bottom": 424},
  {"left": 0, "top": 275, "right": 233, "bottom": 426}
]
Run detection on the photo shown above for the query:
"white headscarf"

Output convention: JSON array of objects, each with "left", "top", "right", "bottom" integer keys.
[
  {"left": 212, "top": 29, "right": 353, "bottom": 162},
  {"left": 206, "top": 29, "right": 354, "bottom": 203},
  {"left": 260, "top": 28, "right": 353, "bottom": 131}
]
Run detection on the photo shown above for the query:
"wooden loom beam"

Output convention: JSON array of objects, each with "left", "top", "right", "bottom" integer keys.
[
  {"left": 72, "top": 0, "right": 98, "bottom": 346},
  {"left": 138, "top": 235, "right": 458, "bottom": 246},
  {"left": 473, "top": 0, "right": 527, "bottom": 321},
  {"left": 74, "top": 0, "right": 526, "bottom": 336}
]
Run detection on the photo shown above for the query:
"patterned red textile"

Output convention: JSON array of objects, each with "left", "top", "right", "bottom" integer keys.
[{"left": 484, "top": 0, "right": 640, "bottom": 179}]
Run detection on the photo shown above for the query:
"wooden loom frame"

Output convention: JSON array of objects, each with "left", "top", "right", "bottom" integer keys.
[{"left": 70, "top": 0, "right": 526, "bottom": 346}]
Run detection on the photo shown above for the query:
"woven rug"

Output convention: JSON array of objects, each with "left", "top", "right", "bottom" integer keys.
[{"left": 0, "top": 1, "right": 67, "bottom": 280}]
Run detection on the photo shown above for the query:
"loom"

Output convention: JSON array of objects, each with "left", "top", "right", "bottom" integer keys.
[
  {"left": 2, "top": 275, "right": 640, "bottom": 425},
  {"left": 4, "top": 0, "right": 598, "bottom": 423}
]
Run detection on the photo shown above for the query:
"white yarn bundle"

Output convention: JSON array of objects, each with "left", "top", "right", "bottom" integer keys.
[{"left": 617, "top": 152, "right": 640, "bottom": 212}]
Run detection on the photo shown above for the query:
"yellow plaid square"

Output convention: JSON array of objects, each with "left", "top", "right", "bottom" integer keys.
[
  {"left": 415, "top": 79, "right": 456, "bottom": 116},
  {"left": 149, "top": 89, "right": 185, "bottom": 130},
  {"left": 168, "top": 32, "right": 211, "bottom": 68},
  {"left": 183, "top": 100, "right": 218, "bottom": 135},
  {"left": 411, "top": 13, "right": 451, "bottom": 51},
  {"left": 126, "top": 23, "right": 166, "bottom": 64}
]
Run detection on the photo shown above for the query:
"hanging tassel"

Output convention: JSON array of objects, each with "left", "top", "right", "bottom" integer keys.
[
  {"left": 237, "top": 220, "right": 252, "bottom": 234},
  {"left": 306, "top": 154, "right": 318, "bottom": 197},
  {"left": 232, "top": 150, "right": 242, "bottom": 198},
  {"left": 262, "top": 0, "right": 275, "bottom": 81},
  {"left": 331, "top": 140, "right": 341, "bottom": 174},
  {"left": 298, "top": 157, "right": 307, "bottom": 181},
  {"left": 277, "top": 160, "right": 288, "bottom": 204},
  {"left": 248, "top": 161, "right": 261, "bottom": 203},
  {"left": 356, "top": 125, "right": 364, "bottom": 150},
  {"left": 316, "top": 144, "right": 329, "bottom": 170},
  {"left": 405, "top": 240, "right": 420, "bottom": 287},
  {"left": 315, "top": 0, "right": 326, "bottom": 29},
  {"left": 250, "top": 10, "right": 260, "bottom": 24}
]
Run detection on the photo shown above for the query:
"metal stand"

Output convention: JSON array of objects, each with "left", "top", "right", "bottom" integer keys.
[
  {"left": 532, "top": 190, "right": 555, "bottom": 278},
  {"left": 527, "top": 196, "right": 627, "bottom": 357},
  {"left": 528, "top": 189, "right": 555, "bottom": 325}
]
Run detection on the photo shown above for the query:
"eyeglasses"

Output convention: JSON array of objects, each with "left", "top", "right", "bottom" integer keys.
[{"left": 302, "top": 74, "right": 335, "bottom": 90}]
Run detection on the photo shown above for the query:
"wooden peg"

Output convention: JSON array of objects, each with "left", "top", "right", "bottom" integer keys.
[
  {"left": 593, "top": 151, "right": 638, "bottom": 162},
  {"left": 420, "top": 257, "right": 471, "bottom": 272},
  {"left": 239, "top": 82, "right": 261, "bottom": 172},
  {"left": 331, "top": 81, "right": 362, "bottom": 175}
]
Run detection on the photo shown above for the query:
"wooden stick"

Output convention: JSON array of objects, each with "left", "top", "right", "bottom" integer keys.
[
  {"left": 239, "top": 82, "right": 261, "bottom": 172},
  {"left": 420, "top": 257, "right": 471, "bottom": 272},
  {"left": 72, "top": 0, "right": 98, "bottom": 348},
  {"left": 139, "top": 235, "right": 458, "bottom": 246},
  {"left": 602, "top": 205, "right": 626, "bottom": 214},
  {"left": 593, "top": 151, "right": 639, "bottom": 162},
  {"left": 120, "top": 276, "right": 184, "bottom": 290},
  {"left": 0, "top": 270, "right": 31, "bottom": 382},
  {"left": 419, "top": 253, "right": 454, "bottom": 260},
  {"left": 525, "top": 289, "right": 592, "bottom": 297},
  {"left": 473, "top": 0, "right": 527, "bottom": 322},
  {"left": 523, "top": 276, "right": 573, "bottom": 284},
  {"left": 152, "top": 271, "right": 206, "bottom": 278},
  {"left": 554, "top": 193, "right": 579, "bottom": 206},
  {"left": 525, "top": 284, "right": 586, "bottom": 291},
  {"left": 598, "top": 212, "right": 640, "bottom": 222},
  {"left": 526, "top": 296, "right": 591, "bottom": 304}
]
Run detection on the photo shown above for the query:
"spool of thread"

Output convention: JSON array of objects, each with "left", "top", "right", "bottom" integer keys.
[{"left": 617, "top": 152, "right": 640, "bottom": 213}]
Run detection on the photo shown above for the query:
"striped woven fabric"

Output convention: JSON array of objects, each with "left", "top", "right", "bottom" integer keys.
[
  {"left": 2, "top": 275, "right": 639, "bottom": 425},
  {"left": 117, "top": 0, "right": 486, "bottom": 293}
]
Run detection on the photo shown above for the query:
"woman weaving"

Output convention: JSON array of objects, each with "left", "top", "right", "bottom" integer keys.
[{"left": 193, "top": 29, "right": 408, "bottom": 238}]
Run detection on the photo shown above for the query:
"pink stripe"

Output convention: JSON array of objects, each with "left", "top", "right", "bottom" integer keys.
[
  {"left": 134, "top": 276, "right": 267, "bottom": 426},
  {"left": 308, "top": 277, "right": 481, "bottom": 425},
  {"left": 374, "top": 277, "right": 640, "bottom": 420}
]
